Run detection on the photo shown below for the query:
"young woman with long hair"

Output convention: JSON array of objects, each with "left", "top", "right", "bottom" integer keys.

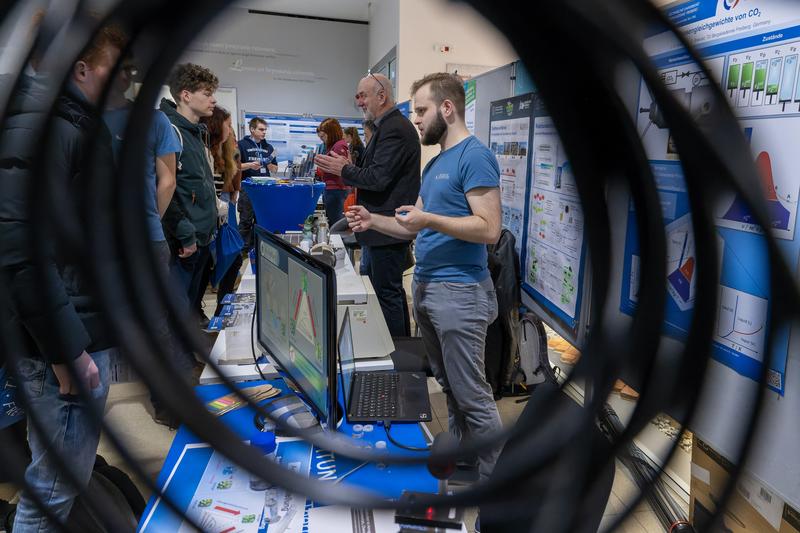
[{"left": 315, "top": 117, "right": 350, "bottom": 224}]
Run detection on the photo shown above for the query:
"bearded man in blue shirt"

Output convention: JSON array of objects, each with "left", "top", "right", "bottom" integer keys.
[{"left": 345, "top": 72, "right": 503, "bottom": 485}]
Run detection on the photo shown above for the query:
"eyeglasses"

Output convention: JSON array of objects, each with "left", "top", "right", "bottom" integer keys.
[
  {"left": 355, "top": 71, "right": 387, "bottom": 102},
  {"left": 369, "top": 71, "right": 386, "bottom": 94}
]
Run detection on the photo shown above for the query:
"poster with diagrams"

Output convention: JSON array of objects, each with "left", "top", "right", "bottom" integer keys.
[
  {"left": 489, "top": 94, "right": 534, "bottom": 253},
  {"left": 620, "top": 0, "right": 800, "bottom": 394},
  {"left": 522, "top": 115, "right": 586, "bottom": 324}
]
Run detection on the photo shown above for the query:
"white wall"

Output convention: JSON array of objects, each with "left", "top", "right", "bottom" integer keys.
[
  {"left": 367, "top": 0, "right": 399, "bottom": 68},
  {"left": 179, "top": 7, "right": 368, "bottom": 121},
  {"left": 395, "top": 0, "right": 518, "bottom": 165},
  {"left": 396, "top": 0, "right": 517, "bottom": 102}
]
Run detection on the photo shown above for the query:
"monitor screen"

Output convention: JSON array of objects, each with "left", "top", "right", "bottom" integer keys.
[
  {"left": 254, "top": 226, "right": 337, "bottom": 428},
  {"left": 338, "top": 308, "right": 356, "bottom": 411}
]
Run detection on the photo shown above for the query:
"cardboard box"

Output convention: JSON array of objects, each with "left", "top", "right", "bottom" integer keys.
[{"left": 690, "top": 438, "right": 800, "bottom": 533}]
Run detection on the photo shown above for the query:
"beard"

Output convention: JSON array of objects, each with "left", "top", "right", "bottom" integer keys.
[{"left": 421, "top": 110, "right": 447, "bottom": 146}]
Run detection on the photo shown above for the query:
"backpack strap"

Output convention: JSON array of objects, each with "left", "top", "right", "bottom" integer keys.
[{"left": 171, "top": 123, "right": 184, "bottom": 171}]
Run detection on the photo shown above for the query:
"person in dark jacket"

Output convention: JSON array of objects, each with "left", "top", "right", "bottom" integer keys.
[
  {"left": 237, "top": 117, "right": 278, "bottom": 251},
  {"left": 0, "top": 25, "right": 126, "bottom": 532},
  {"left": 316, "top": 73, "right": 420, "bottom": 337},
  {"left": 160, "top": 63, "right": 219, "bottom": 324}
]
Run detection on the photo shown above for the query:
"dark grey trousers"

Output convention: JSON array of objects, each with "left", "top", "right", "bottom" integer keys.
[{"left": 413, "top": 277, "right": 502, "bottom": 481}]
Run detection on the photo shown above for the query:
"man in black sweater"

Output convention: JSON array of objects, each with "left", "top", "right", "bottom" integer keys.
[{"left": 316, "top": 74, "right": 420, "bottom": 337}]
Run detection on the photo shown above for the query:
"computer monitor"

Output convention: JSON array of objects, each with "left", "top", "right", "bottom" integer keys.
[{"left": 254, "top": 225, "right": 338, "bottom": 428}]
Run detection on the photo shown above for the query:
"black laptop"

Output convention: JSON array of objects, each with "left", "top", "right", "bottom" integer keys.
[{"left": 338, "top": 308, "right": 432, "bottom": 423}]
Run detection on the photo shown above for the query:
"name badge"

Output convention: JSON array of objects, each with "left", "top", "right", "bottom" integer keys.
[{"left": 260, "top": 167, "right": 267, "bottom": 174}]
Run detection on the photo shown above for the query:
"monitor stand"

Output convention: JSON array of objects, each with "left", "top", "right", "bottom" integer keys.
[{"left": 256, "top": 396, "right": 320, "bottom": 435}]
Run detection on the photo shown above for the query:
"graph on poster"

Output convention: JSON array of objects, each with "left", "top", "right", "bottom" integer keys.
[
  {"left": 665, "top": 214, "right": 696, "bottom": 312},
  {"left": 714, "top": 286, "right": 768, "bottom": 362},
  {"left": 714, "top": 121, "right": 800, "bottom": 240}
]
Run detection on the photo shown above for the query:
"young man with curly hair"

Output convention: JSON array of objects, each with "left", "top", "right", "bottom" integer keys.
[{"left": 160, "top": 63, "right": 219, "bottom": 326}]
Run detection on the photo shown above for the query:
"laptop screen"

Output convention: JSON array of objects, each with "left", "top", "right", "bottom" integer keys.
[{"left": 338, "top": 308, "right": 356, "bottom": 411}]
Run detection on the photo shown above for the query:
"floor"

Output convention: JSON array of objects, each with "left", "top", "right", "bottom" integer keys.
[{"left": 0, "top": 263, "right": 686, "bottom": 532}]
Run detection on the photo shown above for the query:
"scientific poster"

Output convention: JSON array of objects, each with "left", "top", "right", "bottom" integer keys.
[
  {"left": 488, "top": 94, "right": 534, "bottom": 254},
  {"left": 241, "top": 113, "right": 363, "bottom": 166},
  {"left": 520, "top": 99, "right": 587, "bottom": 329},
  {"left": 621, "top": 0, "right": 800, "bottom": 394},
  {"left": 465, "top": 79, "right": 476, "bottom": 135}
]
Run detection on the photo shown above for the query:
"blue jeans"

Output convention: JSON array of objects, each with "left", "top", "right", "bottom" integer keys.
[
  {"left": 413, "top": 278, "right": 501, "bottom": 481},
  {"left": 13, "top": 349, "right": 112, "bottom": 532},
  {"left": 359, "top": 246, "right": 370, "bottom": 275},
  {"left": 323, "top": 189, "right": 348, "bottom": 225}
]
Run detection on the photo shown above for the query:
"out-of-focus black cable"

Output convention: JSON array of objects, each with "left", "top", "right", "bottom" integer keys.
[{"left": 0, "top": 0, "right": 794, "bottom": 531}]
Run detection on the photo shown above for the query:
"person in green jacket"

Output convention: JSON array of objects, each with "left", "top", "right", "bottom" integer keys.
[{"left": 160, "top": 63, "right": 219, "bottom": 324}]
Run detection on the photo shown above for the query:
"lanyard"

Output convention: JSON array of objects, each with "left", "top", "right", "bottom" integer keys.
[{"left": 250, "top": 138, "right": 268, "bottom": 165}]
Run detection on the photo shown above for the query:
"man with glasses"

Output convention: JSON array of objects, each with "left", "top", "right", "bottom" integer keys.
[
  {"left": 238, "top": 117, "right": 278, "bottom": 251},
  {"left": 316, "top": 73, "right": 420, "bottom": 337}
]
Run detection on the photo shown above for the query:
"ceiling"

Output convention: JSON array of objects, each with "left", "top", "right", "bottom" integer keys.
[{"left": 233, "top": 0, "right": 371, "bottom": 22}]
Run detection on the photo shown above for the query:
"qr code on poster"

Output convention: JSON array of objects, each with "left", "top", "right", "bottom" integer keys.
[{"left": 767, "top": 369, "right": 782, "bottom": 391}]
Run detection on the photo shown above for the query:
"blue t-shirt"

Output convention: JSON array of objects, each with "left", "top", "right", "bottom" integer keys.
[
  {"left": 103, "top": 107, "right": 182, "bottom": 242},
  {"left": 238, "top": 136, "right": 278, "bottom": 179},
  {"left": 415, "top": 136, "right": 500, "bottom": 283}
]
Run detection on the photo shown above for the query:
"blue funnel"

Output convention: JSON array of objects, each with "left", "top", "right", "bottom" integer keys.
[{"left": 242, "top": 179, "right": 324, "bottom": 233}]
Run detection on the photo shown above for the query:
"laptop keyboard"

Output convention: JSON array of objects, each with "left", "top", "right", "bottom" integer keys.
[{"left": 353, "top": 373, "right": 400, "bottom": 419}]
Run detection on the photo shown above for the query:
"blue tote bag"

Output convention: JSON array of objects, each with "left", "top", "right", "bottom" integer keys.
[{"left": 212, "top": 201, "right": 244, "bottom": 287}]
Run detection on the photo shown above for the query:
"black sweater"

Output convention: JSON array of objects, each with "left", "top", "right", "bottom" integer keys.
[
  {"left": 0, "top": 76, "right": 116, "bottom": 364},
  {"left": 341, "top": 108, "right": 420, "bottom": 247}
]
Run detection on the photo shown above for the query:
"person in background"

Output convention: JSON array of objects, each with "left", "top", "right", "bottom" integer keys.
[
  {"left": 203, "top": 107, "right": 241, "bottom": 204},
  {"left": 237, "top": 117, "right": 277, "bottom": 252},
  {"left": 363, "top": 119, "right": 375, "bottom": 146},
  {"left": 201, "top": 107, "right": 243, "bottom": 315},
  {"left": 315, "top": 118, "right": 350, "bottom": 225},
  {"left": 344, "top": 126, "right": 365, "bottom": 166},
  {"left": 104, "top": 55, "right": 196, "bottom": 427},
  {"left": 356, "top": 119, "right": 377, "bottom": 274},
  {"left": 346, "top": 74, "right": 503, "bottom": 499},
  {"left": 4, "top": 23, "right": 127, "bottom": 532},
  {"left": 225, "top": 126, "right": 242, "bottom": 203},
  {"left": 160, "top": 63, "right": 219, "bottom": 328}
]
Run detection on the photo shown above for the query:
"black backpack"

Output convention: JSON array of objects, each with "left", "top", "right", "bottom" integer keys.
[{"left": 3, "top": 455, "right": 145, "bottom": 532}]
